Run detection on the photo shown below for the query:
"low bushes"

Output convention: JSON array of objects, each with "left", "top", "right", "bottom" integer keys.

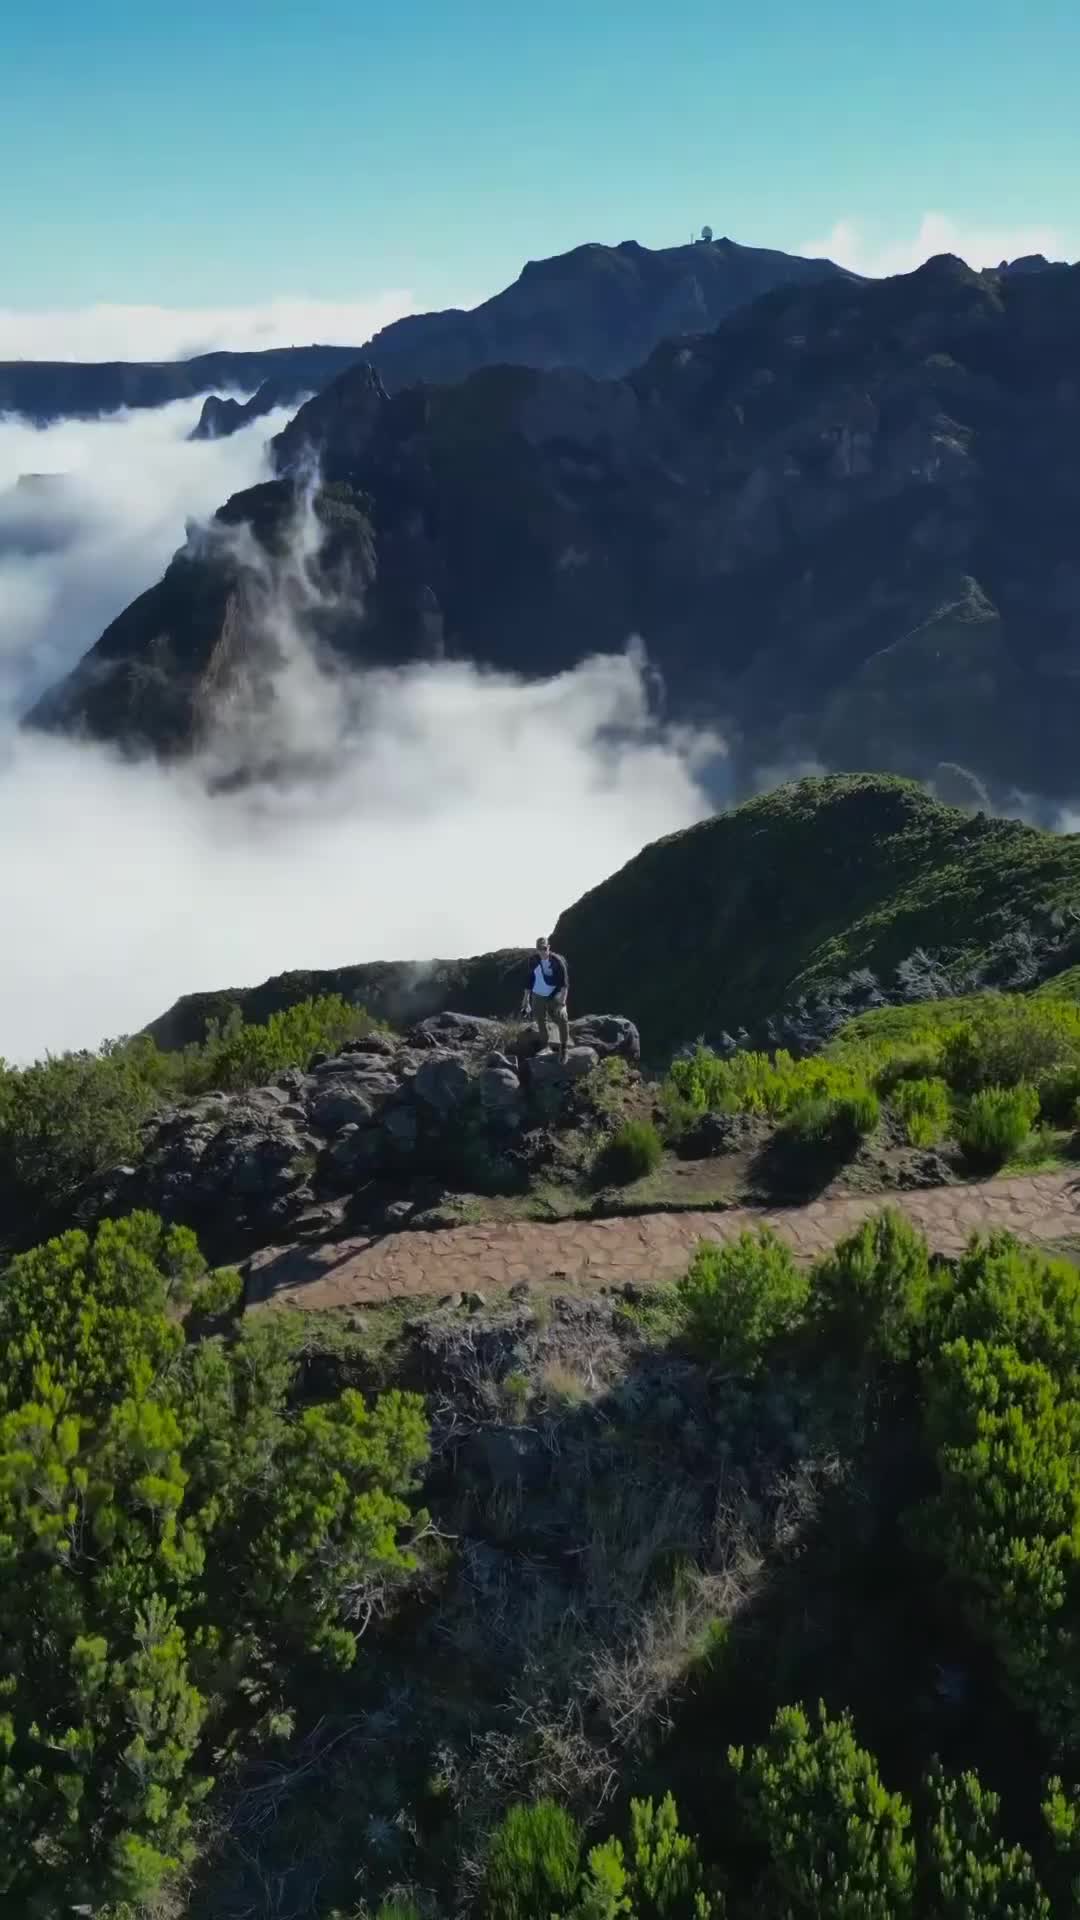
[
  {"left": 958, "top": 1084, "right": 1040, "bottom": 1168},
  {"left": 784, "top": 1087, "right": 880, "bottom": 1152},
  {"left": 595, "top": 1118, "right": 663, "bottom": 1186},
  {"left": 677, "top": 1228, "right": 809, "bottom": 1372},
  {"left": 892, "top": 1076, "right": 951, "bottom": 1147}
]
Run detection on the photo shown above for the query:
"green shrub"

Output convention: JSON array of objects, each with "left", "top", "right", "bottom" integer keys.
[
  {"left": 0, "top": 1048, "right": 156, "bottom": 1234},
  {"left": 958, "top": 1083, "right": 1040, "bottom": 1168},
  {"left": 916, "top": 1335, "right": 1080, "bottom": 1745},
  {"left": 873, "top": 1042, "right": 946, "bottom": 1092},
  {"left": 666, "top": 1045, "right": 868, "bottom": 1121},
  {"left": 814, "top": 1209, "right": 932, "bottom": 1360},
  {"left": 924, "top": 1764, "right": 1050, "bottom": 1918},
  {"left": 784, "top": 1087, "right": 880, "bottom": 1154},
  {"left": 940, "top": 998, "right": 1080, "bottom": 1096},
  {"left": 197, "top": 994, "right": 379, "bottom": 1092},
  {"left": 729, "top": 1701, "right": 916, "bottom": 1919},
  {"left": 0, "top": 1213, "right": 429, "bottom": 1912},
  {"left": 918, "top": 1230, "right": 1080, "bottom": 1379},
  {"left": 483, "top": 1800, "right": 583, "bottom": 1920},
  {"left": 892, "top": 1076, "right": 952, "bottom": 1147},
  {"left": 677, "top": 1228, "right": 809, "bottom": 1372},
  {"left": 578, "top": 1793, "right": 719, "bottom": 1920},
  {"left": 1038, "top": 1064, "right": 1080, "bottom": 1126},
  {"left": 596, "top": 1118, "right": 663, "bottom": 1185},
  {"left": 912, "top": 1234, "right": 1080, "bottom": 1745}
]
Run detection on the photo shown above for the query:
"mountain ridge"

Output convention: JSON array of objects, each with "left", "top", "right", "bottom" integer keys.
[
  {"left": 29, "top": 252, "right": 1080, "bottom": 802},
  {"left": 0, "top": 233, "right": 851, "bottom": 424}
]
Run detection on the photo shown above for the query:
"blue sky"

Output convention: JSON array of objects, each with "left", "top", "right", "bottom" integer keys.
[{"left": 4, "top": 0, "right": 1079, "bottom": 350}]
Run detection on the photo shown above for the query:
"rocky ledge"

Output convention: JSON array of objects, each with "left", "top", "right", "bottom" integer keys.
[{"left": 83, "top": 1012, "right": 640, "bottom": 1261}]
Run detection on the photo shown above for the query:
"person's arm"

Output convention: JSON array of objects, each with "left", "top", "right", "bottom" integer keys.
[{"left": 553, "top": 953, "right": 568, "bottom": 994}]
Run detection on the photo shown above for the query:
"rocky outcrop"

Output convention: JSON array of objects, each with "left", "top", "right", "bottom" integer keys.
[
  {"left": 188, "top": 376, "right": 302, "bottom": 441},
  {"left": 30, "top": 254, "right": 1080, "bottom": 801},
  {"left": 83, "top": 1013, "right": 641, "bottom": 1259}
]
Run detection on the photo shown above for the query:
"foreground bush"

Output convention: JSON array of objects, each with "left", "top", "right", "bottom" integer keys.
[
  {"left": 892, "top": 1075, "right": 952, "bottom": 1147},
  {"left": 958, "top": 1083, "right": 1040, "bottom": 1168},
  {"left": 729, "top": 1702, "right": 916, "bottom": 1919},
  {"left": 914, "top": 1233, "right": 1080, "bottom": 1746},
  {"left": 677, "top": 1228, "right": 808, "bottom": 1372},
  {"left": 0, "top": 1212, "right": 429, "bottom": 1911},
  {"left": 596, "top": 1118, "right": 663, "bottom": 1185},
  {"left": 483, "top": 1800, "right": 583, "bottom": 1920},
  {"left": 814, "top": 1208, "right": 931, "bottom": 1361}
]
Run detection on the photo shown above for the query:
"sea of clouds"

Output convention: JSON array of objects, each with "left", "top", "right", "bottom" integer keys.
[{"left": 0, "top": 399, "right": 715, "bottom": 1061}]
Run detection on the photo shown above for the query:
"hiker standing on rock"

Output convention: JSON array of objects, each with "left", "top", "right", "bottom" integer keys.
[{"left": 521, "top": 936, "right": 570, "bottom": 1064}]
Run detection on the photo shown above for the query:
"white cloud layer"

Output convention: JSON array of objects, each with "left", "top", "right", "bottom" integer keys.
[
  {"left": 0, "top": 405, "right": 715, "bottom": 1062},
  {"left": 0, "top": 400, "right": 292, "bottom": 709},
  {"left": 0, "top": 292, "right": 414, "bottom": 362},
  {"left": 801, "top": 211, "right": 1077, "bottom": 277}
]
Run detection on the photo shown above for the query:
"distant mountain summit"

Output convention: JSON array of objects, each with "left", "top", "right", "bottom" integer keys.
[
  {"left": 359, "top": 235, "right": 856, "bottom": 389},
  {"left": 0, "top": 234, "right": 850, "bottom": 425}
]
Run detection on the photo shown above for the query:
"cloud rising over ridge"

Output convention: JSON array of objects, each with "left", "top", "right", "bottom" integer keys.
[{"left": 0, "top": 401, "right": 716, "bottom": 1062}]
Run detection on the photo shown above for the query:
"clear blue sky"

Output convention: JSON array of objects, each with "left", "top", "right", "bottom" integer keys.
[{"left": 6, "top": 0, "right": 1079, "bottom": 314}]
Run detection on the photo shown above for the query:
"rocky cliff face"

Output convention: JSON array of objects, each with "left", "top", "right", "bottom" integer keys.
[{"left": 29, "top": 255, "right": 1080, "bottom": 800}]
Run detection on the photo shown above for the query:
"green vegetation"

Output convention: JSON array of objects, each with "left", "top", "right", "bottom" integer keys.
[
  {"left": 676, "top": 1229, "right": 809, "bottom": 1372},
  {"left": 0, "top": 1212, "right": 428, "bottom": 1912},
  {"left": 958, "top": 1083, "right": 1040, "bottom": 1167},
  {"left": 595, "top": 1118, "right": 664, "bottom": 1186},
  {"left": 554, "top": 776, "right": 1080, "bottom": 1058},
  {"left": 892, "top": 1075, "right": 951, "bottom": 1145},
  {"left": 668, "top": 1045, "right": 867, "bottom": 1120},
  {"left": 483, "top": 1800, "right": 583, "bottom": 1920},
  {"left": 661, "top": 986, "right": 1080, "bottom": 1176},
  {"left": 0, "top": 995, "right": 381, "bottom": 1244}
]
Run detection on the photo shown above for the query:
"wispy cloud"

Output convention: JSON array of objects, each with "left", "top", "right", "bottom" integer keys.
[
  {"left": 801, "top": 211, "right": 1076, "bottom": 277},
  {"left": 0, "top": 292, "right": 415, "bottom": 362}
]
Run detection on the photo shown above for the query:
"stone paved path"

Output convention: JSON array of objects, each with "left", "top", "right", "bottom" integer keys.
[{"left": 246, "top": 1169, "right": 1080, "bottom": 1312}]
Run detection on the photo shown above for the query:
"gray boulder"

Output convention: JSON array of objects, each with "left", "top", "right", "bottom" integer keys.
[
  {"left": 569, "top": 1015, "right": 640, "bottom": 1065},
  {"left": 327, "top": 1123, "right": 382, "bottom": 1173},
  {"left": 308, "top": 1082, "right": 377, "bottom": 1133},
  {"left": 530, "top": 1046, "right": 599, "bottom": 1086},
  {"left": 412, "top": 1011, "right": 505, "bottom": 1051},
  {"left": 413, "top": 1052, "right": 472, "bottom": 1113},
  {"left": 381, "top": 1102, "right": 420, "bottom": 1152},
  {"left": 478, "top": 1066, "right": 524, "bottom": 1122}
]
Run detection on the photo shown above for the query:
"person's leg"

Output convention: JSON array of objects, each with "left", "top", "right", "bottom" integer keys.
[
  {"left": 532, "top": 992, "right": 551, "bottom": 1050},
  {"left": 554, "top": 993, "right": 569, "bottom": 1063}
]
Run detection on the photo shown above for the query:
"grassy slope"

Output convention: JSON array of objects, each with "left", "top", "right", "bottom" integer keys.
[
  {"left": 553, "top": 774, "right": 1080, "bottom": 1060},
  {"left": 147, "top": 774, "right": 1080, "bottom": 1062}
]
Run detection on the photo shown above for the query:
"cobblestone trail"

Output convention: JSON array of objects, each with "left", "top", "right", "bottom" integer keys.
[{"left": 247, "top": 1170, "right": 1080, "bottom": 1312}]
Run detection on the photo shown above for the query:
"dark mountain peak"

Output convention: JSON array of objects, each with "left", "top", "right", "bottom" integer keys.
[
  {"left": 188, "top": 374, "right": 302, "bottom": 442},
  {"left": 997, "top": 252, "right": 1065, "bottom": 275},
  {"left": 271, "top": 360, "right": 390, "bottom": 478}
]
